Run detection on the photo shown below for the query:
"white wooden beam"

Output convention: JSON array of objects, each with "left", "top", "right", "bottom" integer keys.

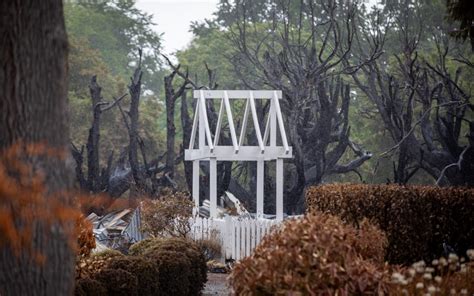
[
  {"left": 199, "top": 90, "right": 214, "bottom": 151},
  {"left": 239, "top": 99, "right": 249, "bottom": 148},
  {"left": 249, "top": 91, "right": 265, "bottom": 152},
  {"left": 185, "top": 146, "right": 292, "bottom": 161},
  {"left": 273, "top": 91, "right": 289, "bottom": 154},
  {"left": 213, "top": 98, "right": 224, "bottom": 147},
  {"left": 223, "top": 91, "right": 239, "bottom": 153},
  {"left": 194, "top": 90, "right": 282, "bottom": 99},
  {"left": 189, "top": 103, "right": 199, "bottom": 150}
]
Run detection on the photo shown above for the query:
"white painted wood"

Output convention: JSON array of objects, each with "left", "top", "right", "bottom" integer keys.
[
  {"left": 248, "top": 91, "right": 265, "bottom": 152},
  {"left": 210, "top": 157, "right": 217, "bottom": 218},
  {"left": 250, "top": 220, "right": 256, "bottom": 251},
  {"left": 194, "top": 90, "right": 282, "bottom": 99},
  {"left": 189, "top": 103, "right": 199, "bottom": 149},
  {"left": 245, "top": 219, "right": 250, "bottom": 257},
  {"left": 231, "top": 218, "right": 236, "bottom": 260},
  {"left": 256, "top": 159, "right": 264, "bottom": 218},
  {"left": 199, "top": 90, "right": 214, "bottom": 151},
  {"left": 199, "top": 97, "right": 205, "bottom": 149},
  {"left": 239, "top": 99, "right": 250, "bottom": 148},
  {"left": 270, "top": 100, "right": 276, "bottom": 147},
  {"left": 235, "top": 220, "right": 241, "bottom": 261},
  {"left": 223, "top": 91, "right": 239, "bottom": 153},
  {"left": 213, "top": 99, "right": 224, "bottom": 147},
  {"left": 185, "top": 146, "right": 292, "bottom": 161},
  {"left": 192, "top": 160, "right": 200, "bottom": 216},
  {"left": 276, "top": 158, "right": 284, "bottom": 221},
  {"left": 189, "top": 217, "right": 281, "bottom": 260},
  {"left": 273, "top": 91, "right": 289, "bottom": 153},
  {"left": 263, "top": 110, "right": 271, "bottom": 146}
]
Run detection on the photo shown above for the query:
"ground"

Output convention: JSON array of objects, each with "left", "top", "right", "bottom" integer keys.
[{"left": 203, "top": 273, "right": 230, "bottom": 296}]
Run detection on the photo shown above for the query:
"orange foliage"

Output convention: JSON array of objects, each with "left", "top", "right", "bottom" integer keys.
[
  {"left": 0, "top": 143, "right": 85, "bottom": 262},
  {"left": 229, "top": 213, "right": 391, "bottom": 295}
]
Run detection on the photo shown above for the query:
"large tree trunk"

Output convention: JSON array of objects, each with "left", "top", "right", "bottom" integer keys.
[{"left": 0, "top": 0, "right": 75, "bottom": 295}]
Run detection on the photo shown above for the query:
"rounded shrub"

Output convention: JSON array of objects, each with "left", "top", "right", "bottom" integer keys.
[
  {"left": 143, "top": 237, "right": 207, "bottom": 294},
  {"left": 229, "top": 213, "right": 391, "bottom": 295},
  {"left": 76, "top": 249, "right": 124, "bottom": 279},
  {"left": 306, "top": 184, "right": 474, "bottom": 264},
  {"left": 128, "top": 238, "right": 155, "bottom": 256},
  {"left": 74, "top": 277, "right": 107, "bottom": 296},
  {"left": 106, "top": 256, "right": 160, "bottom": 296},
  {"left": 93, "top": 268, "right": 138, "bottom": 296},
  {"left": 147, "top": 250, "right": 191, "bottom": 296}
]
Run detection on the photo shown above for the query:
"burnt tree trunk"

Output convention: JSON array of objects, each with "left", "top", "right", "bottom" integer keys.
[
  {"left": 128, "top": 53, "right": 144, "bottom": 200},
  {"left": 86, "top": 76, "right": 102, "bottom": 192},
  {"left": 0, "top": 0, "right": 75, "bottom": 295},
  {"left": 181, "top": 91, "right": 193, "bottom": 192},
  {"left": 165, "top": 72, "right": 177, "bottom": 179}
]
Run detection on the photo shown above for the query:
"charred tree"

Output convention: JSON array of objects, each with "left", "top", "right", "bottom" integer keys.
[
  {"left": 223, "top": 0, "right": 376, "bottom": 211},
  {"left": 349, "top": 6, "right": 474, "bottom": 186}
]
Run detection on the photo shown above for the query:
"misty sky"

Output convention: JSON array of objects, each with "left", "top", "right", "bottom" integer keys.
[
  {"left": 135, "top": 0, "right": 219, "bottom": 55},
  {"left": 135, "top": 0, "right": 378, "bottom": 56}
]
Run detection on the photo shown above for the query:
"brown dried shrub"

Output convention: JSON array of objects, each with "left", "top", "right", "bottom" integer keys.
[
  {"left": 196, "top": 236, "right": 222, "bottom": 261},
  {"left": 93, "top": 268, "right": 138, "bottom": 296},
  {"left": 74, "top": 277, "right": 107, "bottom": 296},
  {"left": 140, "top": 190, "right": 193, "bottom": 238},
  {"left": 75, "top": 250, "right": 124, "bottom": 279},
  {"left": 106, "top": 256, "right": 160, "bottom": 296},
  {"left": 141, "top": 237, "right": 207, "bottom": 295},
  {"left": 147, "top": 250, "right": 191, "bottom": 296},
  {"left": 229, "top": 213, "right": 391, "bottom": 295},
  {"left": 75, "top": 214, "right": 95, "bottom": 259},
  {"left": 306, "top": 184, "right": 474, "bottom": 264}
]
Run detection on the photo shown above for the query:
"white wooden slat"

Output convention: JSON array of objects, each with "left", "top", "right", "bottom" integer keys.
[
  {"left": 270, "top": 100, "right": 276, "bottom": 147},
  {"left": 235, "top": 220, "right": 241, "bottom": 261},
  {"left": 194, "top": 90, "right": 282, "bottom": 99},
  {"left": 231, "top": 218, "right": 236, "bottom": 260},
  {"left": 273, "top": 91, "right": 289, "bottom": 153},
  {"left": 250, "top": 220, "right": 256, "bottom": 251},
  {"left": 245, "top": 219, "right": 250, "bottom": 257},
  {"left": 263, "top": 109, "right": 271, "bottom": 146},
  {"left": 223, "top": 91, "right": 239, "bottom": 153},
  {"left": 189, "top": 103, "right": 199, "bottom": 149},
  {"left": 238, "top": 99, "right": 250, "bottom": 148},
  {"left": 256, "top": 220, "right": 261, "bottom": 247},
  {"left": 213, "top": 99, "right": 224, "bottom": 147},
  {"left": 199, "top": 90, "right": 214, "bottom": 151},
  {"left": 248, "top": 91, "right": 265, "bottom": 152}
]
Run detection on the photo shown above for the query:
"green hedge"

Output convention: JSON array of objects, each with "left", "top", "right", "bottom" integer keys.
[{"left": 306, "top": 184, "right": 474, "bottom": 264}]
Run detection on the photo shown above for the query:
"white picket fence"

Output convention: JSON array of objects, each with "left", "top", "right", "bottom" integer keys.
[{"left": 189, "top": 216, "right": 281, "bottom": 260}]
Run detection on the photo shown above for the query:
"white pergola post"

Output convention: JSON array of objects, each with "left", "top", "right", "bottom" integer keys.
[
  {"left": 256, "top": 159, "right": 264, "bottom": 218},
  {"left": 209, "top": 157, "right": 217, "bottom": 218},
  {"left": 185, "top": 90, "right": 292, "bottom": 221},
  {"left": 276, "top": 158, "right": 284, "bottom": 221},
  {"left": 192, "top": 160, "right": 200, "bottom": 217}
]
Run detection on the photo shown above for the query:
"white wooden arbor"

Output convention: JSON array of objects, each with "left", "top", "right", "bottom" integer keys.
[{"left": 184, "top": 90, "right": 292, "bottom": 221}]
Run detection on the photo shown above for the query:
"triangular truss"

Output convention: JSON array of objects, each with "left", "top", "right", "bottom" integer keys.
[{"left": 184, "top": 90, "right": 292, "bottom": 220}]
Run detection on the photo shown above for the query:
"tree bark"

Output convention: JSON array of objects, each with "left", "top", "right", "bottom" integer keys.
[{"left": 0, "top": 0, "right": 75, "bottom": 295}]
